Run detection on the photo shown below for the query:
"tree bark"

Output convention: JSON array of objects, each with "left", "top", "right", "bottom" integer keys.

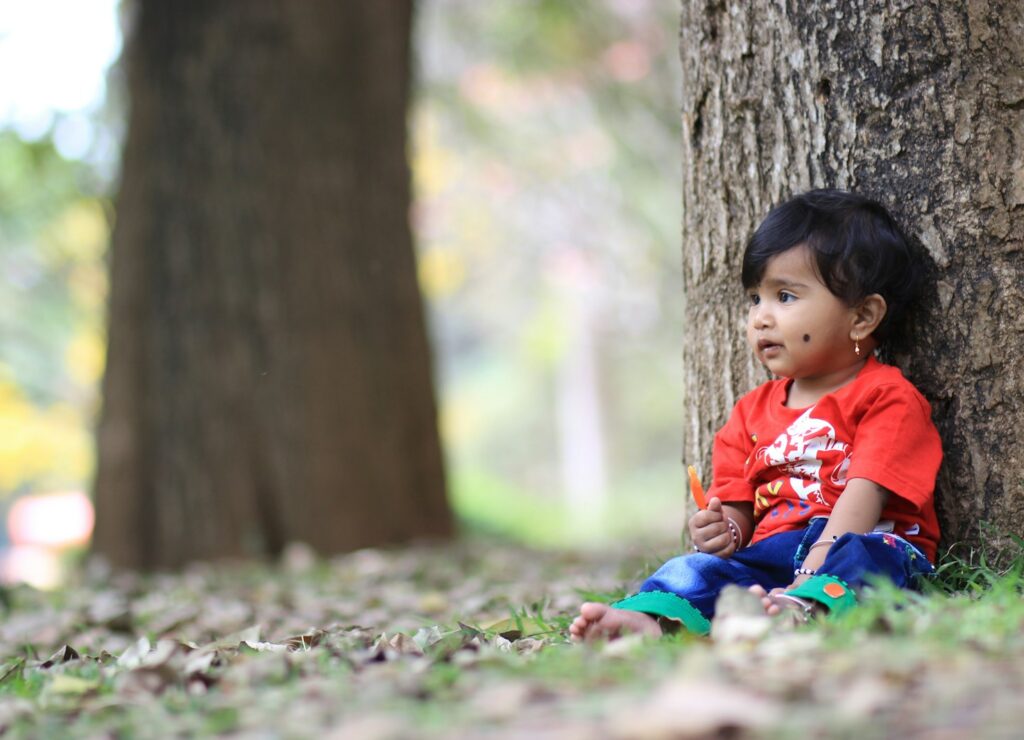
[
  {"left": 679, "top": 1, "right": 1024, "bottom": 549},
  {"left": 93, "top": 0, "right": 452, "bottom": 569}
]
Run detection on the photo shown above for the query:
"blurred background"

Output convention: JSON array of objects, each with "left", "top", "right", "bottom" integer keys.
[{"left": 0, "top": 0, "right": 684, "bottom": 587}]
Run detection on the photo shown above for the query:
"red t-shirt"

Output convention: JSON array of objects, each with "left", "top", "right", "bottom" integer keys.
[{"left": 709, "top": 356, "right": 943, "bottom": 561}]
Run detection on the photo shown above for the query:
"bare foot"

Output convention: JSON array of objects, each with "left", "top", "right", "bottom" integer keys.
[
  {"left": 748, "top": 585, "right": 821, "bottom": 620},
  {"left": 569, "top": 602, "right": 662, "bottom": 642},
  {"left": 748, "top": 584, "right": 785, "bottom": 616}
]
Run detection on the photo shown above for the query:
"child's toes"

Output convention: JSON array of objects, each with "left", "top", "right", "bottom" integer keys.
[
  {"left": 579, "top": 602, "right": 610, "bottom": 622},
  {"left": 748, "top": 584, "right": 782, "bottom": 615},
  {"left": 748, "top": 584, "right": 768, "bottom": 598}
]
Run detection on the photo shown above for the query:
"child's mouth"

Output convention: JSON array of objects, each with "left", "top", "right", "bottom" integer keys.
[{"left": 758, "top": 340, "right": 783, "bottom": 357}]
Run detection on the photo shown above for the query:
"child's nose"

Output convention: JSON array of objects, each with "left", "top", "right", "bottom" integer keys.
[{"left": 751, "top": 303, "right": 772, "bottom": 328}]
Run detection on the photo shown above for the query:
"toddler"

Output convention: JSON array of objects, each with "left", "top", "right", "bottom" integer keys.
[{"left": 571, "top": 189, "right": 942, "bottom": 639}]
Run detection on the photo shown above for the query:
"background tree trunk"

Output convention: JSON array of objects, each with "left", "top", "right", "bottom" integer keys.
[
  {"left": 93, "top": 0, "right": 452, "bottom": 569},
  {"left": 679, "top": 1, "right": 1024, "bottom": 549}
]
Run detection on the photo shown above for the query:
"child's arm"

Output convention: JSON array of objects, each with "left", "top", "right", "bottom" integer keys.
[{"left": 792, "top": 477, "right": 889, "bottom": 582}]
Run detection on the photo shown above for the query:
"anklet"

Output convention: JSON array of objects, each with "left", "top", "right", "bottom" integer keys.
[
  {"left": 794, "top": 567, "right": 817, "bottom": 576},
  {"left": 770, "top": 593, "right": 816, "bottom": 622}
]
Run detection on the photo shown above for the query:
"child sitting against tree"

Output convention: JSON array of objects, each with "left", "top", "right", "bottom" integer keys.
[{"left": 571, "top": 189, "right": 942, "bottom": 639}]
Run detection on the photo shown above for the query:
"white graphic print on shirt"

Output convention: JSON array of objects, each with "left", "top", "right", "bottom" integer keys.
[{"left": 755, "top": 407, "right": 852, "bottom": 507}]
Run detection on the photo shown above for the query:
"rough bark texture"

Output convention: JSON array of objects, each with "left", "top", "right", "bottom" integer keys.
[
  {"left": 679, "top": 1, "right": 1024, "bottom": 549},
  {"left": 93, "top": 0, "right": 452, "bottom": 569}
]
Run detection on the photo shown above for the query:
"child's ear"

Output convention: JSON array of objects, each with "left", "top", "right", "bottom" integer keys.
[{"left": 851, "top": 293, "right": 887, "bottom": 340}]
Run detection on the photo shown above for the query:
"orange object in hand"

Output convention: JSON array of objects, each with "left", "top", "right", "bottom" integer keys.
[{"left": 688, "top": 466, "right": 708, "bottom": 510}]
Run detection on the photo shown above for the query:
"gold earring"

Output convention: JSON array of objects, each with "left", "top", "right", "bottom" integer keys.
[{"left": 854, "top": 337, "right": 861, "bottom": 356}]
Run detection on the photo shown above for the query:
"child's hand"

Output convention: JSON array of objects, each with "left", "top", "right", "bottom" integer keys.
[{"left": 688, "top": 497, "right": 736, "bottom": 558}]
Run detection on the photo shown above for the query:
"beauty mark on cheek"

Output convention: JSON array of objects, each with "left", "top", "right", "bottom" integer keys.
[{"left": 803, "top": 334, "right": 811, "bottom": 342}]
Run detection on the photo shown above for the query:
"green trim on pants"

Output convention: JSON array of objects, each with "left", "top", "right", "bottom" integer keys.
[
  {"left": 611, "top": 590, "right": 711, "bottom": 635},
  {"left": 786, "top": 574, "right": 858, "bottom": 616}
]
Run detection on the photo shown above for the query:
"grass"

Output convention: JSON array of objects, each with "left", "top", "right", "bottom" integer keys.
[
  {"left": 928, "top": 529, "right": 1024, "bottom": 593},
  {"left": 0, "top": 532, "right": 1022, "bottom": 737}
]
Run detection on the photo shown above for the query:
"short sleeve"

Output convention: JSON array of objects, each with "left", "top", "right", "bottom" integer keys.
[
  {"left": 707, "top": 403, "right": 755, "bottom": 504},
  {"left": 846, "top": 383, "right": 942, "bottom": 510}
]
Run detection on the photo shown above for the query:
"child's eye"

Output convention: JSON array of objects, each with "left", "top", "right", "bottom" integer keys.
[
  {"left": 778, "top": 291, "right": 796, "bottom": 303},
  {"left": 748, "top": 293, "right": 760, "bottom": 306}
]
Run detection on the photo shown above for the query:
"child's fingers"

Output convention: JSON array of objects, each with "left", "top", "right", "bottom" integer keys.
[
  {"left": 702, "top": 528, "right": 735, "bottom": 556},
  {"left": 691, "top": 520, "right": 731, "bottom": 553},
  {"left": 688, "top": 514, "right": 723, "bottom": 544},
  {"left": 706, "top": 496, "right": 723, "bottom": 513},
  {"left": 698, "top": 539, "right": 735, "bottom": 558},
  {"left": 691, "top": 517, "right": 726, "bottom": 542},
  {"left": 690, "top": 506, "right": 724, "bottom": 528}
]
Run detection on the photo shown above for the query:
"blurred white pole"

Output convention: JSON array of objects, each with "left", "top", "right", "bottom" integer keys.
[{"left": 553, "top": 247, "right": 607, "bottom": 538}]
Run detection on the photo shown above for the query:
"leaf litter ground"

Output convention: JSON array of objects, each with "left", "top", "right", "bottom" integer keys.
[{"left": 1, "top": 537, "right": 1023, "bottom": 738}]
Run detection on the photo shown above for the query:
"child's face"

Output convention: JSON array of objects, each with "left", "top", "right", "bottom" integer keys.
[{"left": 745, "top": 244, "right": 860, "bottom": 380}]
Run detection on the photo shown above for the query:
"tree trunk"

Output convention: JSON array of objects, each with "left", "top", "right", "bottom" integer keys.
[
  {"left": 679, "top": 1, "right": 1024, "bottom": 549},
  {"left": 93, "top": 0, "right": 452, "bottom": 569}
]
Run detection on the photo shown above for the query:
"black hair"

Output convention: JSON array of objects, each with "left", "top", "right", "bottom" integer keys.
[{"left": 741, "top": 189, "right": 922, "bottom": 345}]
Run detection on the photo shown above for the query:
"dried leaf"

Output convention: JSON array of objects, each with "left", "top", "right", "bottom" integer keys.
[
  {"left": 241, "top": 641, "right": 289, "bottom": 654},
  {"left": 47, "top": 674, "right": 101, "bottom": 696},
  {"left": 415, "top": 592, "right": 449, "bottom": 614},
  {"left": 324, "top": 713, "right": 408, "bottom": 740},
  {"left": 87, "top": 592, "right": 132, "bottom": 631},
  {"left": 611, "top": 679, "right": 782, "bottom": 738},
  {"left": 202, "top": 624, "right": 262, "bottom": 652},
  {"left": 386, "top": 633, "right": 422, "bottom": 656},
  {"left": 469, "top": 680, "right": 537, "bottom": 720},
  {"left": 482, "top": 616, "right": 554, "bottom": 640},
  {"left": 139, "top": 640, "right": 180, "bottom": 668},
  {"left": 283, "top": 630, "right": 324, "bottom": 652},
  {"left": 513, "top": 638, "right": 547, "bottom": 655},
  {"left": 40, "top": 644, "right": 80, "bottom": 669},
  {"left": 0, "top": 698, "right": 33, "bottom": 730},
  {"left": 184, "top": 650, "right": 217, "bottom": 676},
  {"left": 116, "top": 637, "right": 151, "bottom": 669},
  {"left": 0, "top": 659, "right": 25, "bottom": 685},
  {"left": 116, "top": 667, "right": 173, "bottom": 698},
  {"left": 144, "top": 604, "right": 200, "bottom": 636},
  {"left": 411, "top": 625, "right": 446, "bottom": 651}
]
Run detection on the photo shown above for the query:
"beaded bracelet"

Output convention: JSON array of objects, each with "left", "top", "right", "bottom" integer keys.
[
  {"left": 692, "top": 517, "right": 742, "bottom": 554},
  {"left": 725, "top": 517, "right": 741, "bottom": 547},
  {"left": 794, "top": 567, "right": 817, "bottom": 577}
]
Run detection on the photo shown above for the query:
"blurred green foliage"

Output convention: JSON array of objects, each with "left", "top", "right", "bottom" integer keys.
[
  {"left": 414, "top": 0, "right": 685, "bottom": 545},
  {"left": 0, "top": 130, "right": 108, "bottom": 496},
  {"left": 1, "top": 1, "right": 686, "bottom": 550}
]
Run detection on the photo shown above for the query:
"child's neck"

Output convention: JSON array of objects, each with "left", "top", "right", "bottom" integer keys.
[{"left": 785, "top": 358, "right": 869, "bottom": 408}]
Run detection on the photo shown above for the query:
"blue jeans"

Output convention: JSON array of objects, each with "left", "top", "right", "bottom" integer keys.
[{"left": 636, "top": 518, "right": 933, "bottom": 619}]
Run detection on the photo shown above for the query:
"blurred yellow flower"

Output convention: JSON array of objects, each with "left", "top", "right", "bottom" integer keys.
[
  {"left": 413, "top": 110, "right": 456, "bottom": 197},
  {"left": 65, "top": 328, "right": 106, "bottom": 386},
  {"left": 0, "top": 378, "right": 93, "bottom": 493},
  {"left": 418, "top": 247, "right": 466, "bottom": 299},
  {"left": 40, "top": 198, "right": 109, "bottom": 265}
]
